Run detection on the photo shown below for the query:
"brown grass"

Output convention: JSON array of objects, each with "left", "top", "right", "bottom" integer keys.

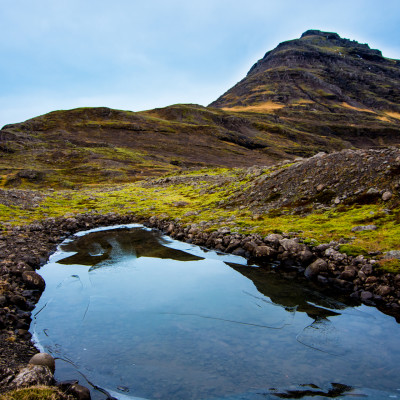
[
  {"left": 222, "top": 102, "right": 285, "bottom": 113},
  {"left": 385, "top": 111, "right": 400, "bottom": 120},
  {"left": 341, "top": 102, "right": 375, "bottom": 113}
]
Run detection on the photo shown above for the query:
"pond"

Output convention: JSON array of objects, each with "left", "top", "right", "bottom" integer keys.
[{"left": 31, "top": 225, "right": 400, "bottom": 400}]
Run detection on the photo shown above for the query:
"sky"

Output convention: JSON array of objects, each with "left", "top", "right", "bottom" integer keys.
[{"left": 1, "top": 0, "right": 400, "bottom": 128}]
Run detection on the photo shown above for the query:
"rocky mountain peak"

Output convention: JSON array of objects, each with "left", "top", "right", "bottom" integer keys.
[{"left": 300, "top": 29, "right": 341, "bottom": 40}]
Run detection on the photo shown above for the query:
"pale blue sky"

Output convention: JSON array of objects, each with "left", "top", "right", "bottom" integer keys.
[{"left": 1, "top": 0, "right": 400, "bottom": 128}]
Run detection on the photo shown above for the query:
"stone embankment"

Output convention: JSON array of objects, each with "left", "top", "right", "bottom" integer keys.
[
  {"left": 146, "top": 216, "right": 400, "bottom": 319},
  {"left": 0, "top": 212, "right": 399, "bottom": 396}
]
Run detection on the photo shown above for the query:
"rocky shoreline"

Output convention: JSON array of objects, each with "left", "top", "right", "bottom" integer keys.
[{"left": 1, "top": 212, "right": 400, "bottom": 397}]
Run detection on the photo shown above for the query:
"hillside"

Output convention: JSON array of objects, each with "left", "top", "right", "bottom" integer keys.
[{"left": 0, "top": 30, "right": 399, "bottom": 189}]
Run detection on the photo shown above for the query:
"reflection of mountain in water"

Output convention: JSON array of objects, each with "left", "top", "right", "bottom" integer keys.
[
  {"left": 226, "top": 262, "right": 358, "bottom": 319},
  {"left": 58, "top": 228, "right": 203, "bottom": 269},
  {"left": 228, "top": 262, "right": 368, "bottom": 357}
]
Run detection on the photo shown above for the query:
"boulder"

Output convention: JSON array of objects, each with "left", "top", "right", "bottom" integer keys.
[
  {"left": 68, "top": 383, "right": 91, "bottom": 400},
  {"left": 29, "top": 353, "right": 55, "bottom": 373},
  {"left": 264, "top": 234, "right": 283, "bottom": 246},
  {"left": 339, "top": 268, "right": 357, "bottom": 281},
  {"left": 304, "top": 259, "right": 328, "bottom": 279},
  {"left": 253, "top": 245, "right": 276, "bottom": 258},
  {"left": 22, "top": 271, "right": 45, "bottom": 290},
  {"left": 382, "top": 191, "right": 392, "bottom": 201},
  {"left": 11, "top": 365, "right": 53, "bottom": 389},
  {"left": 360, "top": 291, "right": 373, "bottom": 301}
]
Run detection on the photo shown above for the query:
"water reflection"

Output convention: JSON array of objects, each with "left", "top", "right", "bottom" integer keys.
[
  {"left": 58, "top": 227, "right": 203, "bottom": 269},
  {"left": 31, "top": 225, "right": 400, "bottom": 400}
]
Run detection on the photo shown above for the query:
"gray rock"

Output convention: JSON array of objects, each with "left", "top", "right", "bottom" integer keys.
[
  {"left": 298, "top": 248, "right": 313, "bottom": 264},
  {"left": 382, "top": 191, "right": 392, "bottom": 201},
  {"left": 29, "top": 353, "right": 55, "bottom": 373},
  {"left": 232, "top": 247, "right": 246, "bottom": 257},
  {"left": 351, "top": 225, "right": 377, "bottom": 232},
  {"left": 360, "top": 291, "right": 373, "bottom": 301},
  {"left": 279, "top": 238, "right": 304, "bottom": 255},
  {"left": 384, "top": 250, "right": 400, "bottom": 260},
  {"left": 339, "top": 268, "right": 357, "bottom": 281},
  {"left": 304, "top": 258, "right": 328, "bottom": 279},
  {"left": 11, "top": 365, "right": 53, "bottom": 389},
  {"left": 367, "top": 188, "right": 380, "bottom": 195},
  {"left": 324, "top": 247, "right": 346, "bottom": 262},
  {"left": 264, "top": 234, "right": 283, "bottom": 246},
  {"left": 253, "top": 245, "right": 276, "bottom": 258}
]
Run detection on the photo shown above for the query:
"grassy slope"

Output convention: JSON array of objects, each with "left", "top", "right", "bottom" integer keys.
[
  {"left": 2, "top": 100, "right": 398, "bottom": 190},
  {"left": 1, "top": 163, "right": 399, "bottom": 272}
]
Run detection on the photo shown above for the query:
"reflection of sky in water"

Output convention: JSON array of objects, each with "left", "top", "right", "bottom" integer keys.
[{"left": 31, "top": 225, "right": 400, "bottom": 400}]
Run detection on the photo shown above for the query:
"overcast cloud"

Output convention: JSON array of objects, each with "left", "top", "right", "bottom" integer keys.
[{"left": 1, "top": 0, "right": 399, "bottom": 127}]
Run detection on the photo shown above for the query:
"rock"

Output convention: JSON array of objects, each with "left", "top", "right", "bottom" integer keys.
[
  {"left": 304, "top": 258, "right": 328, "bottom": 279},
  {"left": 351, "top": 225, "right": 377, "bottom": 232},
  {"left": 360, "top": 291, "right": 373, "bottom": 301},
  {"left": 324, "top": 248, "right": 346, "bottom": 262},
  {"left": 225, "top": 239, "right": 241, "bottom": 253},
  {"left": 9, "top": 294, "right": 27, "bottom": 308},
  {"left": 264, "top": 234, "right": 283, "bottom": 246},
  {"left": 279, "top": 238, "right": 311, "bottom": 263},
  {"left": 367, "top": 188, "right": 380, "bottom": 195},
  {"left": 16, "top": 329, "right": 32, "bottom": 339},
  {"left": 68, "top": 383, "right": 91, "bottom": 400},
  {"left": 10, "top": 262, "right": 32, "bottom": 276},
  {"left": 298, "top": 248, "right": 313, "bottom": 264},
  {"left": 317, "top": 275, "right": 329, "bottom": 284},
  {"left": 243, "top": 241, "right": 258, "bottom": 252},
  {"left": 339, "top": 268, "right": 357, "bottom": 281},
  {"left": 29, "top": 352, "right": 55, "bottom": 373},
  {"left": 253, "top": 245, "right": 276, "bottom": 258},
  {"left": 11, "top": 365, "right": 53, "bottom": 388},
  {"left": 0, "top": 295, "right": 7, "bottom": 307},
  {"left": 0, "top": 315, "right": 5, "bottom": 329},
  {"left": 22, "top": 271, "right": 45, "bottom": 290},
  {"left": 232, "top": 247, "right": 246, "bottom": 257},
  {"left": 376, "top": 285, "right": 392, "bottom": 296},
  {"left": 384, "top": 250, "right": 400, "bottom": 260},
  {"left": 172, "top": 201, "right": 189, "bottom": 208},
  {"left": 365, "top": 276, "right": 378, "bottom": 284},
  {"left": 382, "top": 191, "right": 392, "bottom": 201}
]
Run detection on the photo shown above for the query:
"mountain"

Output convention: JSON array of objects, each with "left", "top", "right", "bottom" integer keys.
[
  {"left": 1, "top": 30, "right": 399, "bottom": 188},
  {"left": 210, "top": 29, "right": 400, "bottom": 147}
]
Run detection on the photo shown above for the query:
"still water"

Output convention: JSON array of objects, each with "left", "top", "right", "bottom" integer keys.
[{"left": 31, "top": 225, "right": 400, "bottom": 399}]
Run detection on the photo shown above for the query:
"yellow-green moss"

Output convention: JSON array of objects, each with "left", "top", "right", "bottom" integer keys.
[
  {"left": 0, "top": 168, "right": 399, "bottom": 260},
  {"left": 377, "top": 259, "right": 400, "bottom": 274},
  {"left": 0, "top": 386, "right": 68, "bottom": 400}
]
